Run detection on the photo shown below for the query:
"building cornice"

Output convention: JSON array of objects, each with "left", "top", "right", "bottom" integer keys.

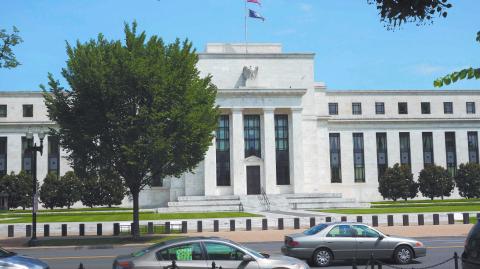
[
  {"left": 0, "top": 91, "right": 44, "bottom": 97},
  {"left": 323, "top": 117, "right": 480, "bottom": 123},
  {"left": 325, "top": 89, "right": 480, "bottom": 95},
  {"left": 217, "top": 88, "right": 307, "bottom": 97},
  {"left": 198, "top": 53, "right": 315, "bottom": 60}
]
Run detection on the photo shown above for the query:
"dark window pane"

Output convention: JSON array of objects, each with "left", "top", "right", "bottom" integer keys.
[
  {"left": 328, "top": 103, "right": 338, "bottom": 115},
  {"left": 275, "top": 115, "right": 290, "bottom": 185},
  {"left": 48, "top": 136, "right": 60, "bottom": 175},
  {"left": 468, "top": 131, "right": 479, "bottom": 164},
  {"left": 444, "top": 102, "right": 453, "bottom": 114},
  {"left": 421, "top": 102, "right": 431, "bottom": 114},
  {"left": 216, "top": 115, "right": 230, "bottom": 186},
  {"left": 244, "top": 115, "right": 261, "bottom": 158},
  {"left": 398, "top": 102, "right": 408, "bottom": 114},
  {"left": 376, "top": 133, "right": 388, "bottom": 180},
  {"left": 352, "top": 103, "right": 362, "bottom": 115},
  {"left": 0, "top": 137, "right": 6, "bottom": 176},
  {"left": 467, "top": 102, "right": 476, "bottom": 114},
  {"left": 23, "top": 105, "right": 33, "bottom": 117},
  {"left": 445, "top": 132, "right": 457, "bottom": 177},
  {"left": 329, "top": 133, "right": 341, "bottom": 183},
  {"left": 353, "top": 133, "right": 365, "bottom": 182},
  {"left": 375, "top": 102, "right": 385, "bottom": 114},
  {"left": 399, "top": 132, "right": 411, "bottom": 172},
  {"left": 21, "top": 137, "right": 33, "bottom": 174},
  {"left": 422, "top": 132, "right": 434, "bottom": 166},
  {"left": 0, "top": 105, "right": 6, "bottom": 117}
]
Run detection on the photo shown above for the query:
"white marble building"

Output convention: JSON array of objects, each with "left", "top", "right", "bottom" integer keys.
[{"left": 1, "top": 43, "right": 480, "bottom": 209}]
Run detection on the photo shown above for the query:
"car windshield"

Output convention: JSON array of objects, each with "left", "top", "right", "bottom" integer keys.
[
  {"left": 241, "top": 246, "right": 265, "bottom": 259},
  {"left": 303, "top": 224, "right": 328, "bottom": 235},
  {"left": 132, "top": 241, "right": 168, "bottom": 257},
  {"left": 0, "top": 247, "right": 14, "bottom": 258}
]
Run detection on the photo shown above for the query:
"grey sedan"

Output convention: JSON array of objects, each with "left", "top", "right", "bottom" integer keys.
[
  {"left": 281, "top": 222, "right": 426, "bottom": 267},
  {"left": 114, "top": 237, "right": 309, "bottom": 269},
  {"left": 0, "top": 247, "right": 49, "bottom": 269}
]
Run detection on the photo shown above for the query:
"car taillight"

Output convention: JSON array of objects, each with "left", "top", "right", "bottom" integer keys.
[
  {"left": 288, "top": 240, "right": 300, "bottom": 247},
  {"left": 115, "top": 261, "right": 132, "bottom": 269},
  {"left": 415, "top": 242, "right": 423, "bottom": 247}
]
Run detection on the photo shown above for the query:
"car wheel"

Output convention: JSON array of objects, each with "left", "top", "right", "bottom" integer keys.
[
  {"left": 313, "top": 248, "right": 333, "bottom": 267},
  {"left": 394, "top": 245, "right": 413, "bottom": 264}
]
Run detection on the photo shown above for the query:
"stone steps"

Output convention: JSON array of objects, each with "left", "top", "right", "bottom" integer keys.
[
  {"left": 156, "top": 205, "right": 242, "bottom": 213},
  {"left": 177, "top": 195, "right": 240, "bottom": 201}
]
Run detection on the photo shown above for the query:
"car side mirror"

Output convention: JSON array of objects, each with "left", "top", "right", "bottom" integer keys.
[
  {"left": 243, "top": 254, "right": 254, "bottom": 262},
  {"left": 378, "top": 235, "right": 385, "bottom": 240}
]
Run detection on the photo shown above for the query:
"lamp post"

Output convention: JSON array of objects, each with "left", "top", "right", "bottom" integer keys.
[{"left": 25, "top": 130, "right": 45, "bottom": 246}]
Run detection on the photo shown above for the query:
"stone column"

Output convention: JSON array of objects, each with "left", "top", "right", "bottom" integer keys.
[
  {"left": 290, "top": 108, "right": 304, "bottom": 194},
  {"left": 231, "top": 108, "right": 246, "bottom": 195},
  {"left": 263, "top": 108, "right": 276, "bottom": 194},
  {"left": 203, "top": 132, "right": 217, "bottom": 196}
]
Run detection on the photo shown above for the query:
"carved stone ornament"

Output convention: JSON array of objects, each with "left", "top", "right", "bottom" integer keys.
[{"left": 242, "top": 66, "right": 259, "bottom": 80}]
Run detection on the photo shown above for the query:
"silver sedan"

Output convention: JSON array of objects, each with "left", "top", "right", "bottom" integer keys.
[
  {"left": 281, "top": 222, "right": 426, "bottom": 267},
  {"left": 0, "top": 247, "right": 49, "bottom": 269},
  {"left": 114, "top": 237, "right": 310, "bottom": 269}
]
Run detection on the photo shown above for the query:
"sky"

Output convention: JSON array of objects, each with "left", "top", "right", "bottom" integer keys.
[{"left": 0, "top": 0, "right": 479, "bottom": 91}]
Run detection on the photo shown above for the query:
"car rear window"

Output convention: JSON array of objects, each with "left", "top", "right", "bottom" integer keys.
[
  {"left": 0, "top": 248, "right": 14, "bottom": 258},
  {"left": 303, "top": 224, "right": 328, "bottom": 235}
]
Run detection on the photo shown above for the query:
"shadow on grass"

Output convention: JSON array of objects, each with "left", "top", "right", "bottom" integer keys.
[{"left": 31, "top": 235, "right": 183, "bottom": 247}]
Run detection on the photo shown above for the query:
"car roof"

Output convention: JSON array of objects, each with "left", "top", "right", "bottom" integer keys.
[{"left": 161, "top": 236, "right": 234, "bottom": 245}]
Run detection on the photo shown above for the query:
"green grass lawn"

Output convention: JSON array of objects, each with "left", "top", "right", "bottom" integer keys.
[
  {"left": 34, "top": 235, "right": 181, "bottom": 247},
  {"left": 372, "top": 198, "right": 480, "bottom": 205},
  {"left": 318, "top": 204, "right": 480, "bottom": 214},
  {"left": 0, "top": 211, "right": 261, "bottom": 224}
]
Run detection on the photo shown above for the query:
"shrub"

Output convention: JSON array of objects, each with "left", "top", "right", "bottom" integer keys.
[
  {"left": 378, "top": 163, "right": 418, "bottom": 201},
  {"left": 418, "top": 164, "right": 454, "bottom": 200},
  {"left": 58, "top": 171, "right": 82, "bottom": 209},
  {"left": 39, "top": 173, "right": 60, "bottom": 209},
  {"left": 0, "top": 171, "right": 33, "bottom": 210},
  {"left": 455, "top": 163, "right": 480, "bottom": 198}
]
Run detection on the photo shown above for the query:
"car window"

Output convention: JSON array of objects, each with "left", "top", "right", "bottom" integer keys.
[
  {"left": 326, "top": 225, "right": 354, "bottom": 237},
  {"left": 0, "top": 248, "right": 14, "bottom": 258},
  {"left": 303, "top": 224, "right": 328, "bottom": 235},
  {"left": 352, "top": 225, "right": 380, "bottom": 238},
  {"left": 205, "top": 242, "right": 245, "bottom": 261},
  {"left": 466, "top": 223, "right": 480, "bottom": 255},
  {"left": 156, "top": 243, "right": 203, "bottom": 261}
]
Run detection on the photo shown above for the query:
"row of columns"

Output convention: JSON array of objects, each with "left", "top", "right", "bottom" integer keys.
[{"left": 204, "top": 107, "right": 304, "bottom": 196}]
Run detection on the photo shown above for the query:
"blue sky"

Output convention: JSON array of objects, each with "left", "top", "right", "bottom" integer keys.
[{"left": 0, "top": 0, "right": 479, "bottom": 91}]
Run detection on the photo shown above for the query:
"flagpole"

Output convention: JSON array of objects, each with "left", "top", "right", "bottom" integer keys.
[{"left": 244, "top": 0, "right": 248, "bottom": 54}]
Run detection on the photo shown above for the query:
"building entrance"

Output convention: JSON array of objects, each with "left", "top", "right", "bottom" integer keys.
[{"left": 246, "top": 166, "right": 261, "bottom": 195}]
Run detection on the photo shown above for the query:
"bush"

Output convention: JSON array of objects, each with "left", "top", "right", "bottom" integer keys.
[
  {"left": 39, "top": 173, "right": 60, "bottom": 209},
  {"left": 378, "top": 163, "right": 418, "bottom": 201},
  {"left": 58, "top": 171, "right": 82, "bottom": 209},
  {"left": 80, "top": 170, "right": 126, "bottom": 208},
  {"left": 0, "top": 171, "right": 33, "bottom": 210},
  {"left": 455, "top": 163, "right": 480, "bottom": 198},
  {"left": 418, "top": 165, "right": 454, "bottom": 200}
]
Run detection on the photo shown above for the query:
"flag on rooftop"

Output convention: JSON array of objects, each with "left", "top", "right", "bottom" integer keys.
[
  {"left": 249, "top": 9, "right": 265, "bottom": 21},
  {"left": 247, "top": 0, "right": 261, "bottom": 6}
]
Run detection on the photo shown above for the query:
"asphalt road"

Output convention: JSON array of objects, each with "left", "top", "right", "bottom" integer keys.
[{"left": 6, "top": 236, "right": 465, "bottom": 269}]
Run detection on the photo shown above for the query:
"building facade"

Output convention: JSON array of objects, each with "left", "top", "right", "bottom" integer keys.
[{"left": 1, "top": 43, "right": 480, "bottom": 208}]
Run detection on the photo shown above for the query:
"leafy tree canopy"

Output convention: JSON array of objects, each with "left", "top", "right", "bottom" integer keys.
[
  {"left": 0, "top": 26, "right": 23, "bottom": 69},
  {"left": 43, "top": 21, "right": 218, "bottom": 237},
  {"left": 454, "top": 163, "right": 480, "bottom": 199},
  {"left": 378, "top": 163, "right": 418, "bottom": 201},
  {"left": 418, "top": 164, "right": 454, "bottom": 200},
  {"left": 0, "top": 171, "right": 32, "bottom": 210}
]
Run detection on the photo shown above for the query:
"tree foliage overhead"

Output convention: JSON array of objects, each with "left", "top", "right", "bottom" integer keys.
[
  {"left": 368, "top": 0, "right": 452, "bottom": 29},
  {"left": 43, "top": 21, "right": 219, "bottom": 237},
  {"left": 454, "top": 163, "right": 480, "bottom": 199},
  {"left": 0, "top": 26, "right": 23, "bottom": 69},
  {"left": 418, "top": 164, "right": 454, "bottom": 200}
]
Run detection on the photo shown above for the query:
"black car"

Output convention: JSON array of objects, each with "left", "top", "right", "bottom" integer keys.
[{"left": 462, "top": 219, "right": 480, "bottom": 269}]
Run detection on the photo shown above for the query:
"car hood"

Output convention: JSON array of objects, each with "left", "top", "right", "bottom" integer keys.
[
  {"left": 2, "top": 254, "right": 49, "bottom": 269},
  {"left": 385, "top": 235, "right": 419, "bottom": 244}
]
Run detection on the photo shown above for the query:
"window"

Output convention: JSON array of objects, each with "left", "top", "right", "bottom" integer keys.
[
  {"left": 205, "top": 242, "right": 244, "bottom": 261},
  {"left": 353, "top": 133, "right": 365, "bottom": 183},
  {"left": 23, "top": 104, "right": 33, "bottom": 117},
  {"left": 328, "top": 103, "right": 338, "bottom": 115},
  {"left": 351, "top": 225, "right": 380, "bottom": 238},
  {"left": 0, "top": 105, "right": 6, "bottom": 117},
  {"left": 47, "top": 136, "right": 60, "bottom": 175},
  {"left": 376, "top": 133, "right": 388, "bottom": 181},
  {"left": 444, "top": 102, "right": 453, "bottom": 114},
  {"left": 303, "top": 224, "right": 328, "bottom": 235},
  {"left": 467, "top": 102, "right": 476, "bottom": 114},
  {"left": 445, "top": 132, "right": 457, "bottom": 177},
  {"left": 327, "top": 225, "right": 354, "bottom": 238},
  {"left": 21, "top": 137, "right": 33, "bottom": 174},
  {"left": 244, "top": 115, "right": 261, "bottom": 158},
  {"left": 156, "top": 243, "right": 203, "bottom": 261},
  {"left": 352, "top": 103, "right": 362, "bottom": 115},
  {"left": 216, "top": 115, "right": 230, "bottom": 186},
  {"left": 0, "top": 137, "right": 6, "bottom": 176},
  {"left": 422, "top": 132, "right": 434, "bottom": 166},
  {"left": 275, "top": 115, "right": 290, "bottom": 185},
  {"left": 398, "top": 102, "right": 408, "bottom": 114},
  {"left": 399, "top": 132, "right": 411, "bottom": 171},
  {"left": 468, "top": 131, "right": 479, "bottom": 164},
  {"left": 421, "top": 102, "right": 431, "bottom": 114},
  {"left": 375, "top": 102, "right": 385, "bottom": 115},
  {"left": 152, "top": 174, "right": 163, "bottom": 187},
  {"left": 329, "top": 133, "right": 341, "bottom": 183}
]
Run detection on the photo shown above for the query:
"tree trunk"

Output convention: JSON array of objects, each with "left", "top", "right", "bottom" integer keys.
[{"left": 132, "top": 190, "right": 140, "bottom": 239}]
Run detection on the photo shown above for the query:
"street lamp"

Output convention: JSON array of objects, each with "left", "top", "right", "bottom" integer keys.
[{"left": 25, "top": 130, "right": 45, "bottom": 246}]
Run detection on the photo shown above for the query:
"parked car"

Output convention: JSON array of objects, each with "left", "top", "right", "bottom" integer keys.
[
  {"left": 0, "top": 246, "right": 49, "bottom": 269},
  {"left": 281, "top": 222, "right": 426, "bottom": 267},
  {"left": 462, "top": 219, "right": 480, "bottom": 269},
  {"left": 113, "top": 236, "right": 309, "bottom": 269}
]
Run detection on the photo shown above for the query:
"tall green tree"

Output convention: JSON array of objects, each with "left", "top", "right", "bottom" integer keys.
[
  {"left": 80, "top": 170, "right": 126, "bottom": 208},
  {"left": 368, "top": 1, "right": 479, "bottom": 87},
  {"left": 0, "top": 26, "right": 23, "bottom": 69},
  {"left": 418, "top": 164, "right": 454, "bottom": 200},
  {"left": 43, "top": 22, "right": 218, "bottom": 237},
  {"left": 39, "top": 173, "right": 61, "bottom": 210},
  {"left": 454, "top": 163, "right": 480, "bottom": 198},
  {"left": 378, "top": 163, "right": 417, "bottom": 201},
  {"left": 0, "top": 171, "right": 32, "bottom": 210}
]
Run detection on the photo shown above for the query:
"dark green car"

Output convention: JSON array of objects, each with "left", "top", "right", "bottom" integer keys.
[{"left": 281, "top": 222, "right": 426, "bottom": 267}]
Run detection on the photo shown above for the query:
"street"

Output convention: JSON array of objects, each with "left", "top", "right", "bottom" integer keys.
[{"left": 7, "top": 236, "right": 465, "bottom": 269}]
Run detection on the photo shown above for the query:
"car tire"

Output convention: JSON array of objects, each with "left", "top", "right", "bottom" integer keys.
[
  {"left": 394, "top": 245, "right": 413, "bottom": 264},
  {"left": 312, "top": 248, "right": 333, "bottom": 267}
]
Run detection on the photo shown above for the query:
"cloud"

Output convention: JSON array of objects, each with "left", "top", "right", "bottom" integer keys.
[
  {"left": 299, "top": 3, "right": 312, "bottom": 13},
  {"left": 411, "top": 63, "right": 447, "bottom": 76}
]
